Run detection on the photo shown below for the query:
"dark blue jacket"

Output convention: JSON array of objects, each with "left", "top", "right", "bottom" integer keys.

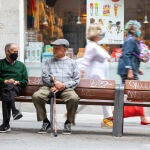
[{"left": 117, "top": 34, "right": 140, "bottom": 75}]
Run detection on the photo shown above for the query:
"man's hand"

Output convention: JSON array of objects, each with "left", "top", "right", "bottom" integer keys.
[
  {"left": 127, "top": 69, "right": 134, "bottom": 80},
  {"left": 54, "top": 81, "right": 66, "bottom": 91},
  {"left": 14, "top": 81, "right": 19, "bottom": 86},
  {"left": 4, "top": 79, "right": 19, "bottom": 85},
  {"left": 4, "top": 79, "right": 15, "bottom": 84},
  {"left": 138, "top": 69, "right": 144, "bottom": 75},
  {"left": 50, "top": 87, "right": 59, "bottom": 93}
]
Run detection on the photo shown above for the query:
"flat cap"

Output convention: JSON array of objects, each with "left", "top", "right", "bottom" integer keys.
[{"left": 51, "top": 39, "right": 69, "bottom": 48}]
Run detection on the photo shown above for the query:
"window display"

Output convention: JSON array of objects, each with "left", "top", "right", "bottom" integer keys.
[
  {"left": 26, "top": 0, "right": 64, "bottom": 63},
  {"left": 25, "top": 42, "right": 44, "bottom": 62}
]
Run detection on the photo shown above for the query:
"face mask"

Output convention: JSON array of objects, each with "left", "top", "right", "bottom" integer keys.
[
  {"left": 9, "top": 53, "right": 18, "bottom": 61},
  {"left": 98, "top": 32, "right": 105, "bottom": 39},
  {"left": 136, "top": 30, "right": 141, "bottom": 37}
]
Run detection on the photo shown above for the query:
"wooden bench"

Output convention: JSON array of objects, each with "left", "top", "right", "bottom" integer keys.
[
  {"left": 13, "top": 77, "right": 124, "bottom": 136},
  {"left": 115, "top": 80, "right": 150, "bottom": 136}
]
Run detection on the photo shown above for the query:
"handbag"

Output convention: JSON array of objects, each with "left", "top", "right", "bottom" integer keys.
[{"left": 139, "top": 42, "right": 150, "bottom": 63}]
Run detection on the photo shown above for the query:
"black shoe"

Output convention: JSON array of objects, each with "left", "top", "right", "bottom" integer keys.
[
  {"left": 38, "top": 121, "right": 51, "bottom": 134},
  {"left": 62, "top": 123, "right": 71, "bottom": 135},
  {"left": 12, "top": 110, "right": 23, "bottom": 120},
  {"left": 0, "top": 124, "right": 11, "bottom": 133}
]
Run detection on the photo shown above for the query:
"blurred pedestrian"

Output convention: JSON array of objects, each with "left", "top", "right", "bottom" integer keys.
[
  {"left": 80, "top": 23, "right": 113, "bottom": 128},
  {"left": 118, "top": 20, "right": 150, "bottom": 124}
]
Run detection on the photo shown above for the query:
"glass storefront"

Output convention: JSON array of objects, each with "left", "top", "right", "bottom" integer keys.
[{"left": 25, "top": 0, "right": 150, "bottom": 83}]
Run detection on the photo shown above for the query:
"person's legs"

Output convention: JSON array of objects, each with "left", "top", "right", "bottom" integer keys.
[
  {"left": 139, "top": 108, "right": 150, "bottom": 125},
  {"left": 121, "top": 74, "right": 150, "bottom": 125},
  {"left": 1, "top": 84, "right": 22, "bottom": 120},
  {"left": 102, "top": 106, "right": 113, "bottom": 118},
  {"left": 1, "top": 101, "right": 11, "bottom": 124},
  {"left": 60, "top": 88, "right": 79, "bottom": 134},
  {"left": 134, "top": 74, "right": 150, "bottom": 124},
  {"left": 140, "top": 116, "right": 150, "bottom": 124},
  {"left": 32, "top": 86, "right": 51, "bottom": 133},
  {"left": 10, "top": 87, "right": 23, "bottom": 120},
  {"left": 0, "top": 96, "right": 11, "bottom": 132},
  {"left": 101, "top": 106, "right": 113, "bottom": 128},
  {"left": 73, "top": 105, "right": 86, "bottom": 125}
]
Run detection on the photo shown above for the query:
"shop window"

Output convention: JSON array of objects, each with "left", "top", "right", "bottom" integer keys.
[{"left": 25, "top": 0, "right": 87, "bottom": 63}]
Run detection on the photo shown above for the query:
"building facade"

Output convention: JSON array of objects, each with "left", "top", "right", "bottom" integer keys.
[
  {"left": 0, "top": 0, "right": 25, "bottom": 61},
  {"left": 0, "top": 0, "right": 150, "bottom": 62}
]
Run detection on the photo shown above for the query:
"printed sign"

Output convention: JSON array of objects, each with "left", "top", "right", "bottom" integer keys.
[
  {"left": 87, "top": 0, "right": 124, "bottom": 44},
  {"left": 25, "top": 42, "right": 44, "bottom": 62}
]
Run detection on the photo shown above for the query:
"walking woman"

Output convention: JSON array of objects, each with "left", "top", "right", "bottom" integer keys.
[
  {"left": 80, "top": 23, "right": 113, "bottom": 128},
  {"left": 118, "top": 20, "right": 150, "bottom": 124}
]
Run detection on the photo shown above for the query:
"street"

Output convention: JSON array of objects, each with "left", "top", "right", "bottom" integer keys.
[{"left": 0, "top": 111, "right": 150, "bottom": 150}]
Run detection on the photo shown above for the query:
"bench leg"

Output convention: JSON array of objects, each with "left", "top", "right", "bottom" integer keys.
[
  {"left": 50, "top": 92, "right": 54, "bottom": 136},
  {"left": 113, "top": 84, "right": 124, "bottom": 137}
]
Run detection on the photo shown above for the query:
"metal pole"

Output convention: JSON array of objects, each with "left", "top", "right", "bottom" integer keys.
[
  {"left": 53, "top": 93, "right": 57, "bottom": 136},
  {"left": 113, "top": 84, "right": 124, "bottom": 137},
  {"left": 50, "top": 91, "right": 54, "bottom": 136}
]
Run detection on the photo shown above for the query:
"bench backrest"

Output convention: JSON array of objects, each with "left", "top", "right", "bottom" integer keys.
[
  {"left": 125, "top": 80, "right": 150, "bottom": 102},
  {"left": 75, "top": 79, "right": 115, "bottom": 100},
  {"left": 22, "top": 77, "right": 43, "bottom": 96},
  {"left": 22, "top": 77, "right": 116, "bottom": 100}
]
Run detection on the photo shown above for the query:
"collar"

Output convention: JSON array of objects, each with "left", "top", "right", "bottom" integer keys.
[
  {"left": 5, "top": 58, "right": 16, "bottom": 65},
  {"left": 54, "top": 56, "right": 67, "bottom": 60}
]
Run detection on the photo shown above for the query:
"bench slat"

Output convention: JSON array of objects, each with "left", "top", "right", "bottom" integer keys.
[
  {"left": 77, "top": 79, "right": 115, "bottom": 89},
  {"left": 125, "top": 80, "right": 150, "bottom": 102},
  {"left": 28, "top": 77, "right": 43, "bottom": 85},
  {"left": 21, "top": 85, "right": 41, "bottom": 96},
  {"left": 125, "top": 90, "right": 150, "bottom": 102},
  {"left": 15, "top": 96, "right": 114, "bottom": 106},
  {"left": 75, "top": 88, "right": 115, "bottom": 100},
  {"left": 19, "top": 88, "right": 115, "bottom": 101},
  {"left": 125, "top": 80, "right": 150, "bottom": 90},
  {"left": 57, "top": 99, "right": 114, "bottom": 105},
  {"left": 124, "top": 101, "right": 150, "bottom": 107}
]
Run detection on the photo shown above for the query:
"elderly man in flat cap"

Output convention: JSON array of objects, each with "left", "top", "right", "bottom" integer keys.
[{"left": 32, "top": 39, "right": 80, "bottom": 134}]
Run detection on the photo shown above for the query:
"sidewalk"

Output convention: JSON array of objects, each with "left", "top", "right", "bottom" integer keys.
[{"left": 0, "top": 112, "right": 150, "bottom": 150}]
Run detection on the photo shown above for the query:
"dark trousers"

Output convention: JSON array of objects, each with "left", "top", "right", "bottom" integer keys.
[{"left": 0, "top": 83, "right": 22, "bottom": 125}]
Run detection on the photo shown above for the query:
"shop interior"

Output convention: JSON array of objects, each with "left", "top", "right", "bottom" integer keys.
[{"left": 25, "top": 0, "right": 150, "bottom": 63}]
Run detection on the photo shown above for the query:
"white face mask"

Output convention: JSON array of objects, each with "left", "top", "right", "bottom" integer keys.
[
  {"left": 97, "top": 33, "right": 105, "bottom": 44},
  {"left": 97, "top": 32, "right": 105, "bottom": 38}
]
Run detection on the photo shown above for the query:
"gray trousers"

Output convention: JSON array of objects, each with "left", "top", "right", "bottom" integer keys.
[{"left": 32, "top": 86, "right": 79, "bottom": 123}]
